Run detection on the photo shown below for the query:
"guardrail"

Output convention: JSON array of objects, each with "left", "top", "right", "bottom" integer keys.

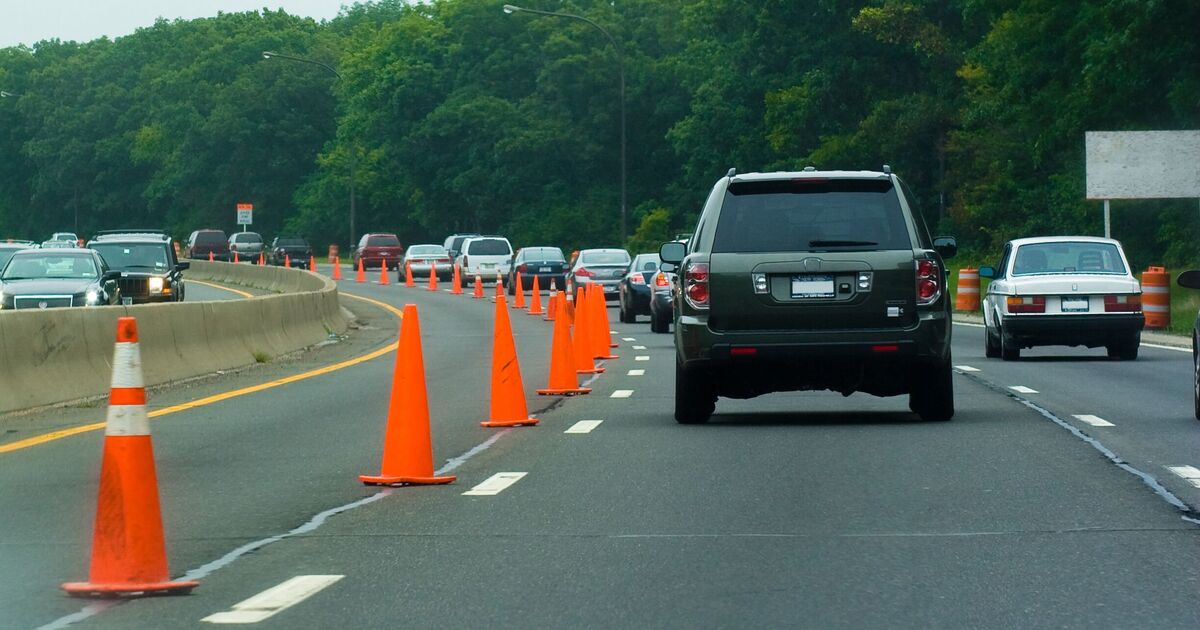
[{"left": 0, "top": 261, "right": 347, "bottom": 415}]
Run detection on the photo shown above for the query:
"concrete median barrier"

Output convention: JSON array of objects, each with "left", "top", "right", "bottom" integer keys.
[{"left": 0, "top": 261, "right": 346, "bottom": 414}]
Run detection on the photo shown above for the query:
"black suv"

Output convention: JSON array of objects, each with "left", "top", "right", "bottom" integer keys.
[
  {"left": 660, "top": 167, "right": 957, "bottom": 424},
  {"left": 88, "top": 231, "right": 189, "bottom": 303}
]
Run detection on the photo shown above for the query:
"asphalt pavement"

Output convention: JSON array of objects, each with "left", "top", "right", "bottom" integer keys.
[{"left": 2, "top": 268, "right": 1198, "bottom": 628}]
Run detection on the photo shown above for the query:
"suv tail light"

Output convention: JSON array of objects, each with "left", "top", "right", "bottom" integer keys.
[
  {"left": 1007, "top": 295, "right": 1046, "bottom": 313},
  {"left": 915, "top": 258, "right": 941, "bottom": 305},
  {"left": 461, "top": 255, "right": 468, "bottom": 268},
  {"left": 684, "top": 262, "right": 710, "bottom": 309},
  {"left": 1104, "top": 294, "right": 1141, "bottom": 312}
]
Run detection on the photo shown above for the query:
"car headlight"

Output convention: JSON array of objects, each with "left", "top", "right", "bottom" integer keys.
[
  {"left": 149, "top": 277, "right": 164, "bottom": 294},
  {"left": 85, "top": 288, "right": 101, "bottom": 305}
]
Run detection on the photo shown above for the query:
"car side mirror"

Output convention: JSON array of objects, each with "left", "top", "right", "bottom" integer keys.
[
  {"left": 978, "top": 266, "right": 996, "bottom": 279},
  {"left": 933, "top": 237, "right": 957, "bottom": 259},
  {"left": 660, "top": 241, "right": 686, "bottom": 264},
  {"left": 176, "top": 262, "right": 190, "bottom": 271},
  {"left": 1177, "top": 270, "right": 1200, "bottom": 289}
]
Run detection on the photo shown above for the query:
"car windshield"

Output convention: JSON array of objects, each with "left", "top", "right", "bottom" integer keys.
[
  {"left": 581, "top": 251, "right": 630, "bottom": 265},
  {"left": 2, "top": 254, "right": 98, "bottom": 279},
  {"left": 467, "top": 239, "right": 511, "bottom": 256},
  {"left": 367, "top": 235, "right": 401, "bottom": 247},
  {"left": 0, "top": 249, "right": 23, "bottom": 270},
  {"left": 91, "top": 243, "right": 170, "bottom": 270},
  {"left": 408, "top": 245, "right": 446, "bottom": 256},
  {"left": 522, "top": 247, "right": 565, "bottom": 262},
  {"left": 276, "top": 238, "right": 308, "bottom": 247},
  {"left": 713, "top": 179, "right": 911, "bottom": 253},
  {"left": 232, "top": 233, "right": 262, "bottom": 244},
  {"left": 1011, "top": 242, "right": 1127, "bottom": 276}
]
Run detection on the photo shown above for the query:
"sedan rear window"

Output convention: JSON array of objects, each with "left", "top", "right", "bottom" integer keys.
[
  {"left": 1011, "top": 242, "right": 1127, "bottom": 276},
  {"left": 581, "top": 251, "right": 630, "bottom": 265},
  {"left": 521, "top": 248, "right": 565, "bottom": 262},
  {"left": 367, "top": 235, "right": 401, "bottom": 247},
  {"left": 408, "top": 245, "right": 446, "bottom": 256},
  {"left": 467, "top": 239, "right": 512, "bottom": 256},
  {"left": 713, "top": 180, "right": 911, "bottom": 253},
  {"left": 276, "top": 238, "right": 308, "bottom": 247}
]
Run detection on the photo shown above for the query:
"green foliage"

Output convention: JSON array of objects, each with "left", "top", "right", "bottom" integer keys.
[{"left": 626, "top": 207, "right": 671, "bottom": 255}]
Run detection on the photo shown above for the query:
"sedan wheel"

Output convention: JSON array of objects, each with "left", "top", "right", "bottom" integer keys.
[
  {"left": 1000, "top": 324, "right": 1020, "bottom": 361},
  {"left": 984, "top": 319, "right": 1001, "bottom": 358}
]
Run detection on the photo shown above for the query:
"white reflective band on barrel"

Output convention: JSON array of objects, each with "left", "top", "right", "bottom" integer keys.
[
  {"left": 957, "top": 287, "right": 979, "bottom": 293},
  {"left": 106, "top": 403, "right": 150, "bottom": 436},
  {"left": 110, "top": 342, "right": 145, "bottom": 389},
  {"left": 1142, "top": 286, "right": 1168, "bottom": 293},
  {"left": 1143, "top": 305, "right": 1169, "bottom": 312}
]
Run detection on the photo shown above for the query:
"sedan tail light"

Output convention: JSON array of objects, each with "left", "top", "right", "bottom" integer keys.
[
  {"left": 437, "top": 257, "right": 451, "bottom": 263},
  {"left": 517, "top": 263, "right": 528, "bottom": 273},
  {"left": 683, "top": 262, "right": 709, "bottom": 309},
  {"left": 1104, "top": 294, "right": 1141, "bottom": 312},
  {"left": 1007, "top": 295, "right": 1046, "bottom": 313},
  {"left": 629, "top": 273, "right": 645, "bottom": 284},
  {"left": 654, "top": 273, "right": 670, "bottom": 287},
  {"left": 575, "top": 268, "right": 595, "bottom": 278},
  {"left": 915, "top": 258, "right": 941, "bottom": 305}
]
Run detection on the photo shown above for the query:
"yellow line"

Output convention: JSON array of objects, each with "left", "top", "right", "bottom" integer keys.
[
  {"left": 0, "top": 290, "right": 401, "bottom": 455},
  {"left": 188, "top": 279, "right": 255, "bottom": 299}
]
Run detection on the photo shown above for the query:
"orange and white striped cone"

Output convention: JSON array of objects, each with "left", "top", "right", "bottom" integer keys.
[
  {"left": 379, "top": 260, "right": 390, "bottom": 286},
  {"left": 331, "top": 256, "right": 342, "bottom": 280},
  {"left": 233, "top": 251, "right": 239, "bottom": 263},
  {"left": 473, "top": 275, "right": 484, "bottom": 299},
  {"left": 451, "top": 265, "right": 463, "bottom": 295},
  {"left": 544, "top": 280, "right": 558, "bottom": 321},
  {"left": 62, "top": 317, "right": 199, "bottom": 597}
]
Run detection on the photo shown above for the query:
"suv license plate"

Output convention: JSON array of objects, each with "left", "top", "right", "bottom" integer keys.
[
  {"left": 1061, "top": 297, "right": 1089, "bottom": 312},
  {"left": 791, "top": 275, "right": 835, "bottom": 298}
]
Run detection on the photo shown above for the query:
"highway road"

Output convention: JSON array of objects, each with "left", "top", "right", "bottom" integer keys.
[
  {"left": 2, "top": 268, "right": 1199, "bottom": 628},
  {"left": 183, "top": 279, "right": 256, "bottom": 301}
]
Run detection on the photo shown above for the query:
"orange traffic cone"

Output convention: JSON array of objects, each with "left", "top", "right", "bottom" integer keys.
[
  {"left": 512, "top": 273, "right": 526, "bottom": 309},
  {"left": 258, "top": 253, "right": 265, "bottom": 266},
  {"left": 404, "top": 262, "right": 415, "bottom": 288},
  {"left": 233, "top": 251, "right": 239, "bottom": 263},
  {"left": 62, "top": 318, "right": 199, "bottom": 597},
  {"left": 494, "top": 274, "right": 504, "bottom": 301},
  {"left": 379, "top": 260, "right": 390, "bottom": 286},
  {"left": 451, "top": 265, "right": 463, "bottom": 295},
  {"left": 591, "top": 284, "right": 619, "bottom": 360},
  {"left": 528, "top": 275, "right": 543, "bottom": 316},
  {"left": 356, "top": 258, "right": 366, "bottom": 283},
  {"left": 208, "top": 251, "right": 214, "bottom": 262},
  {"left": 360, "top": 305, "right": 456, "bottom": 486},
  {"left": 545, "top": 291, "right": 557, "bottom": 322},
  {"left": 310, "top": 255, "right": 317, "bottom": 271},
  {"left": 332, "top": 256, "right": 342, "bottom": 280},
  {"left": 285, "top": 254, "right": 291, "bottom": 268},
  {"left": 427, "top": 264, "right": 438, "bottom": 292},
  {"left": 537, "top": 293, "right": 591, "bottom": 396},
  {"left": 573, "top": 287, "right": 604, "bottom": 374},
  {"left": 473, "top": 275, "right": 484, "bottom": 299},
  {"left": 482, "top": 295, "right": 537, "bottom": 427}
]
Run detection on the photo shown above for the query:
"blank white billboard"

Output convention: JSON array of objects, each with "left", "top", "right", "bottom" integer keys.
[{"left": 1085, "top": 130, "right": 1200, "bottom": 199}]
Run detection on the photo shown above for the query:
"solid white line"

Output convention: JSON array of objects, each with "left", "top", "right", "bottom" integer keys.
[
  {"left": 622, "top": 337, "right": 636, "bottom": 342},
  {"left": 954, "top": 365, "right": 980, "bottom": 372},
  {"left": 635, "top": 356, "right": 650, "bottom": 362},
  {"left": 611, "top": 389, "right": 634, "bottom": 398},
  {"left": 1009, "top": 385, "right": 1039, "bottom": 394},
  {"left": 203, "top": 575, "right": 344, "bottom": 624},
  {"left": 463, "top": 472, "right": 527, "bottom": 496},
  {"left": 1167, "top": 466, "right": 1200, "bottom": 488},
  {"left": 633, "top": 345, "right": 647, "bottom": 350},
  {"left": 1073, "top": 414, "right": 1115, "bottom": 427},
  {"left": 565, "top": 420, "right": 603, "bottom": 434},
  {"left": 1142, "top": 342, "right": 1190, "bottom": 353},
  {"left": 627, "top": 369, "right": 645, "bottom": 376}
]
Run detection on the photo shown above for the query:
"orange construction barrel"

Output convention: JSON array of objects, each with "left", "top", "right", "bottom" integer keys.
[
  {"left": 955, "top": 268, "right": 980, "bottom": 311},
  {"left": 1141, "top": 266, "right": 1169, "bottom": 329},
  {"left": 328, "top": 244, "right": 339, "bottom": 260}
]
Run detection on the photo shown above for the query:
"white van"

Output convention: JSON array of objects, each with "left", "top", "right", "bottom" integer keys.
[{"left": 457, "top": 236, "right": 514, "bottom": 281}]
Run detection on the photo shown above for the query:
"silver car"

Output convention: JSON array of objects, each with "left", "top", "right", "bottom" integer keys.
[
  {"left": 401, "top": 244, "right": 454, "bottom": 281},
  {"left": 228, "top": 231, "right": 265, "bottom": 262},
  {"left": 566, "top": 248, "right": 631, "bottom": 301}
]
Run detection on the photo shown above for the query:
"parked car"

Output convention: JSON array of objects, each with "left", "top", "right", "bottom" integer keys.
[
  {"left": 401, "top": 244, "right": 453, "bottom": 281},
  {"left": 660, "top": 166, "right": 958, "bottom": 424},
  {"left": 647, "top": 268, "right": 675, "bottom": 334},
  {"left": 618, "top": 253, "right": 662, "bottom": 323},
  {"left": 565, "top": 248, "right": 631, "bottom": 301},
  {"left": 88, "top": 231, "right": 189, "bottom": 304},
  {"left": 0, "top": 243, "right": 32, "bottom": 271},
  {"left": 0, "top": 248, "right": 121, "bottom": 309},
  {"left": 507, "top": 246, "right": 567, "bottom": 294},
  {"left": 186, "top": 229, "right": 230, "bottom": 261},
  {"left": 268, "top": 237, "right": 313, "bottom": 268},
  {"left": 980, "top": 236, "right": 1143, "bottom": 361},
  {"left": 457, "top": 236, "right": 514, "bottom": 282},
  {"left": 228, "top": 231, "right": 265, "bottom": 262},
  {"left": 353, "top": 233, "right": 404, "bottom": 270},
  {"left": 442, "top": 233, "right": 481, "bottom": 260},
  {"left": 1175, "top": 270, "right": 1200, "bottom": 419}
]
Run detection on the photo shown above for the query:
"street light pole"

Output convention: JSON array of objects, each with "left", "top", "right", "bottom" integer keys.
[
  {"left": 262, "top": 51, "right": 357, "bottom": 249},
  {"left": 503, "top": 4, "right": 628, "bottom": 242}
]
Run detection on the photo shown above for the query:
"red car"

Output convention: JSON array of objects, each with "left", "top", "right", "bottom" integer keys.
[{"left": 352, "top": 233, "right": 404, "bottom": 270}]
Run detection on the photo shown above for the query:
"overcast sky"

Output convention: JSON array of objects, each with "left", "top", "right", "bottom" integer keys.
[{"left": 1, "top": 1, "right": 348, "bottom": 49}]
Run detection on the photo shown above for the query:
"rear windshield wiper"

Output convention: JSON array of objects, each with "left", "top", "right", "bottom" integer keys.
[{"left": 809, "top": 240, "right": 878, "bottom": 247}]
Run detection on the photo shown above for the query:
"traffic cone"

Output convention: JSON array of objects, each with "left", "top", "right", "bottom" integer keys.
[
  {"left": 494, "top": 273, "right": 504, "bottom": 301},
  {"left": 208, "top": 251, "right": 213, "bottom": 262},
  {"left": 537, "top": 294, "right": 591, "bottom": 396},
  {"left": 356, "top": 258, "right": 366, "bottom": 283},
  {"left": 528, "top": 275, "right": 543, "bottom": 316},
  {"left": 427, "top": 264, "right": 438, "bottom": 292},
  {"left": 545, "top": 291, "right": 557, "bottom": 322},
  {"left": 591, "top": 284, "right": 619, "bottom": 359},
  {"left": 379, "top": 260, "right": 390, "bottom": 286},
  {"left": 285, "top": 254, "right": 291, "bottom": 268},
  {"left": 404, "top": 262, "right": 415, "bottom": 288},
  {"left": 360, "top": 305, "right": 456, "bottom": 486},
  {"left": 233, "top": 251, "right": 239, "bottom": 263},
  {"left": 473, "top": 275, "right": 484, "bottom": 299},
  {"left": 332, "top": 256, "right": 342, "bottom": 280},
  {"left": 62, "top": 317, "right": 199, "bottom": 597},
  {"left": 512, "top": 273, "right": 526, "bottom": 309},
  {"left": 451, "top": 265, "right": 463, "bottom": 295},
  {"left": 310, "top": 255, "right": 317, "bottom": 271},
  {"left": 482, "top": 295, "right": 537, "bottom": 427},
  {"left": 258, "top": 253, "right": 264, "bottom": 266},
  {"left": 573, "top": 287, "right": 604, "bottom": 374}
]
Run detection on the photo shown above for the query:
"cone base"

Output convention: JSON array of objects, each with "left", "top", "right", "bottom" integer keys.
[
  {"left": 609, "top": 343, "right": 619, "bottom": 348},
  {"left": 452, "top": 290, "right": 463, "bottom": 295},
  {"left": 473, "top": 295, "right": 485, "bottom": 299},
  {"left": 537, "top": 387, "right": 592, "bottom": 396},
  {"left": 62, "top": 580, "right": 199, "bottom": 598},
  {"left": 576, "top": 367, "right": 605, "bottom": 374},
  {"left": 481, "top": 417, "right": 539, "bottom": 427},
  {"left": 359, "top": 474, "right": 456, "bottom": 486},
  {"left": 595, "top": 354, "right": 619, "bottom": 360}
]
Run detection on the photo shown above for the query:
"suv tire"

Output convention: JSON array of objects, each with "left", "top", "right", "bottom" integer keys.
[
  {"left": 675, "top": 360, "right": 716, "bottom": 424},
  {"left": 909, "top": 359, "right": 954, "bottom": 421}
]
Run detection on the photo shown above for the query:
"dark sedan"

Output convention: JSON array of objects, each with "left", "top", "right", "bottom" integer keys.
[
  {"left": 507, "top": 246, "right": 567, "bottom": 294},
  {"left": 0, "top": 249, "right": 120, "bottom": 309},
  {"left": 268, "top": 237, "right": 313, "bottom": 268},
  {"left": 617, "top": 253, "right": 661, "bottom": 323}
]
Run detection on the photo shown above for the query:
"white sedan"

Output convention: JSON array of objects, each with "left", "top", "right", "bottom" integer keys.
[{"left": 979, "top": 236, "right": 1144, "bottom": 360}]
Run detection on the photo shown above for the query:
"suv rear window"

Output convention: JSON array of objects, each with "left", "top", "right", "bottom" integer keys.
[
  {"left": 367, "top": 235, "right": 401, "bottom": 247},
  {"left": 232, "top": 233, "right": 262, "bottom": 243},
  {"left": 194, "top": 231, "right": 226, "bottom": 245},
  {"left": 713, "top": 180, "right": 911, "bottom": 253},
  {"left": 467, "top": 239, "right": 512, "bottom": 256}
]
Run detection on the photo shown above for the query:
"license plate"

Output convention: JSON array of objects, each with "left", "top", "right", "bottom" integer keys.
[
  {"left": 539, "top": 267, "right": 551, "bottom": 273},
  {"left": 1061, "top": 297, "right": 1089, "bottom": 312},
  {"left": 791, "top": 274, "right": 835, "bottom": 298},
  {"left": 482, "top": 263, "right": 495, "bottom": 269},
  {"left": 121, "top": 297, "right": 133, "bottom": 305}
]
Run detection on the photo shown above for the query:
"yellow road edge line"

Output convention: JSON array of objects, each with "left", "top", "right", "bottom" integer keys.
[
  {"left": 188, "top": 279, "right": 255, "bottom": 299},
  {"left": 0, "top": 290, "right": 401, "bottom": 455}
]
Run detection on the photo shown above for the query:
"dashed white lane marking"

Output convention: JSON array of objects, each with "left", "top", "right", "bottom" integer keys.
[
  {"left": 1073, "top": 414, "right": 1115, "bottom": 427},
  {"left": 954, "top": 365, "right": 980, "bottom": 372},
  {"left": 622, "top": 337, "right": 636, "bottom": 342},
  {"left": 611, "top": 389, "right": 634, "bottom": 398},
  {"left": 463, "top": 472, "right": 527, "bottom": 496},
  {"left": 635, "top": 356, "right": 650, "bottom": 362},
  {"left": 1009, "top": 385, "right": 1038, "bottom": 394},
  {"left": 1167, "top": 466, "right": 1200, "bottom": 488},
  {"left": 202, "top": 575, "right": 344, "bottom": 624},
  {"left": 633, "top": 345, "right": 647, "bottom": 350},
  {"left": 627, "top": 369, "right": 645, "bottom": 376},
  {"left": 565, "top": 420, "right": 603, "bottom": 434}
]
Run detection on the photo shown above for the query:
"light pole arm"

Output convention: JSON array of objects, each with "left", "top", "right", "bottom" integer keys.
[{"left": 262, "top": 51, "right": 342, "bottom": 80}]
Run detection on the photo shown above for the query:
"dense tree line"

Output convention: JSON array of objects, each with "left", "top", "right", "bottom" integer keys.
[{"left": 0, "top": 0, "right": 1196, "bottom": 266}]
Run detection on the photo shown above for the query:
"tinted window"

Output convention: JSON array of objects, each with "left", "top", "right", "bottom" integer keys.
[
  {"left": 367, "top": 235, "right": 401, "bottom": 247},
  {"left": 581, "top": 251, "right": 630, "bottom": 265},
  {"left": 467, "top": 239, "right": 512, "bottom": 256},
  {"left": 276, "top": 238, "right": 308, "bottom": 247},
  {"left": 232, "top": 233, "right": 262, "bottom": 244},
  {"left": 3, "top": 254, "right": 98, "bottom": 279},
  {"left": 194, "top": 231, "right": 227, "bottom": 245},
  {"left": 92, "top": 243, "right": 170, "bottom": 270},
  {"left": 713, "top": 180, "right": 911, "bottom": 253},
  {"left": 522, "top": 247, "right": 565, "bottom": 262},
  {"left": 450, "top": 236, "right": 475, "bottom": 252},
  {"left": 1011, "top": 242, "right": 1127, "bottom": 276}
]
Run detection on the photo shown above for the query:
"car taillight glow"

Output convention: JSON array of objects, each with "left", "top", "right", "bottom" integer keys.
[
  {"left": 575, "top": 268, "right": 594, "bottom": 278},
  {"left": 655, "top": 273, "right": 670, "bottom": 287},
  {"left": 730, "top": 347, "right": 757, "bottom": 356},
  {"left": 630, "top": 274, "right": 645, "bottom": 284},
  {"left": 517, "top": 263, "right": 528, "bottom": 273},
  {"left": 1007, "top": 295, "right": 1046, "bottom": 313},
  {"left": 684, "top": 262, "right": 710, "bottom": 309},
  {"left": 915, "top": 258, "right": 941, "bottom": 305},
  {"left": 461, "top": 255, "right": 468, "bottom": 267},
  {"left": 1104, "top": 294, "right": 1141, "bottom": 312}
]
